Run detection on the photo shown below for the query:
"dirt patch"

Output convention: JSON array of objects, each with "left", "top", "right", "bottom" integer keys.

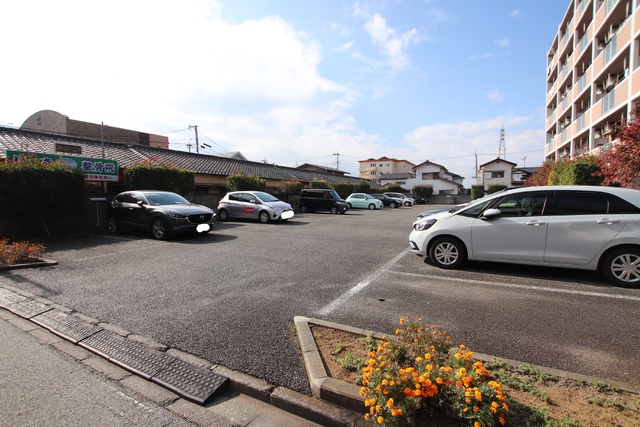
[{"left": 311, "top": 325, "right": 640, "bottom": 427}]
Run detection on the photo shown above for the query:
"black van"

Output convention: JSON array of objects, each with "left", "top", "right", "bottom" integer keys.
[{"left": 299, "top": 189, "right": 348, "bottom": 214}]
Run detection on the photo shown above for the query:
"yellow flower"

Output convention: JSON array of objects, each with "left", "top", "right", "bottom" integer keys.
[
  {"left": 377, "top": 416, "right": 385, "bottom": 424},
  {"left": 399, "top": 317, "right": 405, "bottom": 325},
  {"left": 415, "top": 356, "right": 423, "bottom": 362},
  {"left": 474, "top": 422, "right": 481, "bottom": 427},
  {"left": 386, "top": 398, "right": 394, "bottom": 408}
]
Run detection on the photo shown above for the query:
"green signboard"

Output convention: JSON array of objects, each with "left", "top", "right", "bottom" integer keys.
[{"left": 6, "top": 150, "right": 119, "bottom": 182}]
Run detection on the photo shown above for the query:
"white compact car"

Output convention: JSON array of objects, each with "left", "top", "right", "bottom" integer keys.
[
  {"left": 408, "top": 186, "right": 640, "bottom": 287},
  {"left": 218, "top": 191, "right": 294, "bottom": 223}
]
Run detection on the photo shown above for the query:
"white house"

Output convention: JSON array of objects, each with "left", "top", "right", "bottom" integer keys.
[
  {"left": 479, "top": 158, "right": 517, "bottom": 189},
  {"left": 405, "top": 160, "right": 463, "bottom": 195}
]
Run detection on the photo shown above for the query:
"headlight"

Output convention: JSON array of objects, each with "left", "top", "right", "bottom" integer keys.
[
  {"left": 413, "top": 218, "right": 437, "bottom": 231},
  {"left": 167, "top": 213, "right": 187, "bottom": 219}
]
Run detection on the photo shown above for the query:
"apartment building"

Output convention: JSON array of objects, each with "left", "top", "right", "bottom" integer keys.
[
  {"left": 358, "top": 156, "right": 415, "bottom": 181},
  {"left": 546, "top": 0, "right": 640, "bottom": 162}
]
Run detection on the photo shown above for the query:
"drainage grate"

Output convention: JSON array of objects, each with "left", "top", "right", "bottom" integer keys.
[
  {"left": 152, "top": 357, "right": 229, "bottom": 404},
  {"left": 5, "top": 299, "right": 51, "bottom": 318},
  {"left": 80, "top": 330, "right": 174, "bottom": 379},
  {"left": 31, "top": 310, "right": 103, "bottom": 344}
]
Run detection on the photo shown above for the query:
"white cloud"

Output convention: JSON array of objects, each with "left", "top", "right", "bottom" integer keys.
[
  {"left": 364, "top": 13, "right": 420, "bottom": 70},
  {"left": 496, "top": 38, "right": 511, "bottom": 48},
  {"left": 509, "top": 9, "right": 524, "bottom": 18},
  {"left": 486, "top": 90, "right": 505, "bottom": 103}
]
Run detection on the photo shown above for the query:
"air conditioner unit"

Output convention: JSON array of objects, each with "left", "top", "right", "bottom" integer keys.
[
  {"left": 596, "top": 85, "right": 604, "bottom": 94},
  {"left": 594, "top": 129, "right": 603, "bottom": 138}
]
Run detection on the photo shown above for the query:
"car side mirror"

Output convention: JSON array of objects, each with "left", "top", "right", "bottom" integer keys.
[
  {"left": 136, "top": 200, "right": 144, "bottom": 206},
  {"left": 481, "top": 208, "right": 501, "bottom": 220}
]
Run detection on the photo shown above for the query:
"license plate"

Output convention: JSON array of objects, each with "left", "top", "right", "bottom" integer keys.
[{"left": 281, "top": 211, "right": 294, "bottom": 219}]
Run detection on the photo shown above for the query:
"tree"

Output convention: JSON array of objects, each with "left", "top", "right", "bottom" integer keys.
[
  {"left": 525, "top": 160, "right": 556, "bottom": 186},
  {"left": 596, "top": 120, "right": 640, "bottom": 188},
  {"left": 226, "top": 173, "right": 266, "bottom": 191},
  {"left": 125, "top": 157, "right": 195, "bottom": 194},
  {"left": 412, "top": 185, "right": 433, "bottom": 198}
]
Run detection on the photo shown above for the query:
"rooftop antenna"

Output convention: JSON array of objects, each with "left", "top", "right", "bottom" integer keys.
[
  {"left": 521, "top": 156, "right": 527, "bottom": 167},
  {"left": 498, "top": 125, "right": 506, "bottom": 159}
]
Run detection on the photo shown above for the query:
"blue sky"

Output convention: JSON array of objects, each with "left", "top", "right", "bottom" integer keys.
[{"left": 0, "top": 1, "right": 569, "bottom": 184}]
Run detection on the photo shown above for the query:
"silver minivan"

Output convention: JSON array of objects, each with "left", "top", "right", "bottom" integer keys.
[{"left": 217, "top": 191, "right": 294, "bottom": 223}]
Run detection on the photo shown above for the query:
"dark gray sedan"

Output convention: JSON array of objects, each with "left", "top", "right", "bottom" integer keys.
[{"left": 106, "top": 191, "right": 215, "bottom": 239}]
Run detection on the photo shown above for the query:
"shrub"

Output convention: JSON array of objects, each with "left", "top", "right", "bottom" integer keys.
[
  {"left": 354, "top": 180, "right": 372, "bottom": 194},
  {"left": 360, "top": 317, "right": 508, "bottom": 427},
  {"left": 0, "top": 154, "right": 86, "bottom": 217},
  {"left": 412, "top": 185, "right": 433, "bottom": 198},
  {"left": 486, "top": 184, "right": 507, "bottom": 194},
  {"left": 124, "top": 157, "right": 195, "bottom": 194},
  {"left": 279, "top": 180, "right": 303, "bottom": 201},
  {"left": 470, "top": 185, "right": 485, "bottom": 199},
  {"left": 0, "top": 239, "right": 46, "bottom": 265},
  {"left": 334, "top": 182, "right": 356, "bottom": 199},
  {"left": 226, "top": 172, "right": 266, "bottom": 191}
]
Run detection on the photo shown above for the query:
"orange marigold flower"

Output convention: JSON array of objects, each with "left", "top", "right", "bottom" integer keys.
[
  {"left": 474, "top": 422, "right": 481, "bottom": 427},
  {"left": 399, "top": 317, "right": 405, "bottom": 325},
  {"left": 377, "top": 416, "right": 385, "bottom": 424},
  {"left": 386, "top": 398, "right": 394, "bottom": 408}
]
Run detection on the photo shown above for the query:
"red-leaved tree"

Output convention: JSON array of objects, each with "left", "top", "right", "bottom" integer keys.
[{"left": 596, "top": 120, "right": 640, "bottom": 189}]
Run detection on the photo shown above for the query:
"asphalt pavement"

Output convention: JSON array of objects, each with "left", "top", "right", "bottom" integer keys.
[{"left": 0, "top": 284, "right": 363, "bottom": 427}]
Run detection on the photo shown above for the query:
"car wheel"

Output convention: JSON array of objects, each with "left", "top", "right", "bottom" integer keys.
[
  {"left": 368, "top": 203, "right": 375, "bottom": 210},
  {"left": 151, "top": 218, "right": 168, "bottom": 240},
  {"left": 347, "top": 203, "right": 353, "bottom": 209},
  {"left": 106, "top": 216, "right": 119, "bottom": 234},
  {"left": 404, "top": 201, "right": 411, "bottom": 206},
  {"left": 428, "top": 237, "right": 466, "bottom": 269},
  {"left": 390, "top": 202, "right": 397, "bottom": 209},
  {"left": 599, "top": 246, "right": 640, "bottom": 288},
  {"left": 331, "top": 206, "right": 338, "bottom": 214},
  {"left": 300, "top": 205, "right": 307, "bottom": 213},
  {"left": 218, "top": 209, "right": 229, "bottom": 221},
  {"left": 339, "top": 207, "right": 346, "bottom": 214},
  {"left": 259, "top": 211, "right": 270, "bottom": 223}
]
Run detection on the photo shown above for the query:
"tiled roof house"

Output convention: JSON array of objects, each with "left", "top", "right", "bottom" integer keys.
[{"left": 0, "top": 126, "right": 372, "bottom": 195}]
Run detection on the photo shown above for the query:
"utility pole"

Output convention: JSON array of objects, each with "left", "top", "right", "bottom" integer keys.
[
  {"left": 333, "top": 150, "right": 340, "bottom": 170},
  {"left": 521, "top": 156, "right": 527, "bottom": 167},
  {"left": 189, "top": 125, "right": 199, "bottom": 154}
]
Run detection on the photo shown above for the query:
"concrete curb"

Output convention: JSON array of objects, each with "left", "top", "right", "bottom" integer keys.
[
  {"left": 294, "top": 315, "right": 640, "bottom": 414},
  {"left": 0, "top": 258, "right": 58, "bottom": 271}
]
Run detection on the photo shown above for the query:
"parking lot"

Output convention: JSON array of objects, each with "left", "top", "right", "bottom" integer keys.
[{"left": 2, "top": 204, "right": 639, "bottom": 394}]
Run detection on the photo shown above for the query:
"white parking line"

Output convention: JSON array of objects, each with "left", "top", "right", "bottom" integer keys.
[
  {"left": 317, "top": 249, "right": 408, "bottom": 316},
  {"left": 391, "top": 271, "right": 640, "bottom": 302}
]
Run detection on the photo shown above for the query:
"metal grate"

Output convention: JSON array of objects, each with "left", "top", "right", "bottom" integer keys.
[
  {"left": 152, "top": 357, "right": 228, "bottom": 404},
  {"left": 31, "top": 310, "right": 103, "bottom": 344}
]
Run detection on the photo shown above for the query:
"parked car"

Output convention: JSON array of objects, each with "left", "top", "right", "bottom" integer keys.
[
  {"left": 217, "top": 191, "right": 294, "bottom": 223},
  {"left": 106, "top": 191, "right": 215, "bottom": 240},
  {"left": 416, "top": 203, "right": 468, "bottom": 219},
  {"left": 371, "top": 194, "right": 401, "bottom": 208},
  {"left": 408, "top": 185, "right": 640, "bottom": 287},
  {"left": 405, "top": 193, "right": 426, "bottom": 204},
  {"left": 384, "top": 192, "right": 414, "bottom": 206},
  {"left": 346, "top": 193, "right": 384, "bottom": 210},
  {"left": 299, "top": 189, "right": 348, "bottom": 214}
]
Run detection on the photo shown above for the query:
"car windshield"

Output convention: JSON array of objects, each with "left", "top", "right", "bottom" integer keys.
[
  {"left": 327, "top": 190, "right": 341, "bottom": 200},
  {"left": 253, "top": 192, "right": 280, "bottom": 203},
  {"left": 144, "top": 192, "right": 190, "bottom": 206}
]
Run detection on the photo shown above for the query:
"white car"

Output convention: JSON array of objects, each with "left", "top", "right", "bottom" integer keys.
[
  {"left": 384, "top": 192, "right": 414, "bottom": 206},
  {"left": 408, "top": 185, "right": 640, "bottom": 287},
  {"left": 218, "top": 191, "right": 294, "bottom": 223}
]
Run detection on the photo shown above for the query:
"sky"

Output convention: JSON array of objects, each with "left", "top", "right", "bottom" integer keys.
[{"left": 0, "top": 0, "right": 570, "bottom": 184}]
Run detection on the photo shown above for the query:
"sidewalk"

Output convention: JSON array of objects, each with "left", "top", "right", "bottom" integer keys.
[{"left": 0, "top": 285, "right": 363, "bottom": 427}]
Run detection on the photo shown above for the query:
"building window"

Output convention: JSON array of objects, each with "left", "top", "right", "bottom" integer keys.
[
  {"left": 370, "top": 163, "right": 376, "bottom": 167},
  {"left": 491, "top": 171, "right": 505, "bottom": 178}
]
